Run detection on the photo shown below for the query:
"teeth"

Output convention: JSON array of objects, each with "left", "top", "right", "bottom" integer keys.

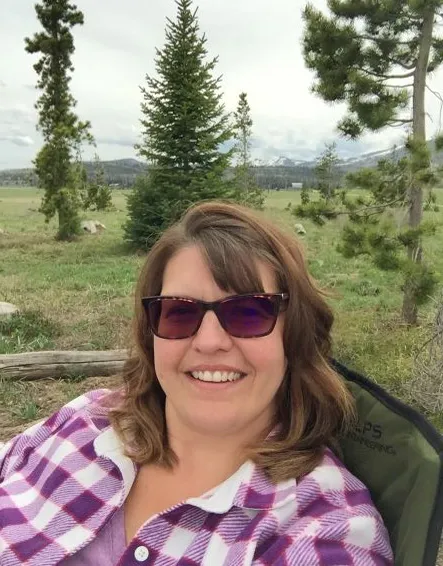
[{"left": 190, "top": 371, "right": 243, "bottom": 383}]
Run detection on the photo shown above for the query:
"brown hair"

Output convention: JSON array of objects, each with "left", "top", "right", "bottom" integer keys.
[{"left": 109, "top": 200, "right": 355, "bottom": 483}]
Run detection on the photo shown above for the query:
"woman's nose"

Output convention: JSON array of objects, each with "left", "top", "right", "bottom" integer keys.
[{"left": 191, "top": 310, "right": 233, "bottom": 351}]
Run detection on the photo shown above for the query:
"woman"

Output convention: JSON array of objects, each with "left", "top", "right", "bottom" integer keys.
[{"left": 0, "top": 201, "right": 393, "bottom": 565}]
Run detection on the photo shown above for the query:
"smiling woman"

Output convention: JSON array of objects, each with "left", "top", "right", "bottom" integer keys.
[{"left": 0, "top": 201, "right": 393, "bottom": 565}]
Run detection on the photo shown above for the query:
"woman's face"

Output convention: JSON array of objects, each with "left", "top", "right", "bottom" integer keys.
[{"left": 153, "top": 245, "right": 287, "bottom": 441}]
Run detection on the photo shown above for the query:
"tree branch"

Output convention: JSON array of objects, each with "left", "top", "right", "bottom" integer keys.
[
  {"left": 360, "top": 34, "right": 417, "bottom": 46},
  {"left": 388, "top": 59, "right": 417, "bottom": 71},
  {"left": 360, "top": 67, "right": 416, "bottom": 79},
  {"left": 335, "top": 196, "right": 407, "bottom": 218},
  {"left": 386, "top": 118, "right": 413, "bottom": 125},
  {"left": 426, "top": 84, "right": 443, "bottom": 133}
]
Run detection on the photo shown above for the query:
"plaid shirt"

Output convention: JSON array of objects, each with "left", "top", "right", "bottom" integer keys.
[{"left": 0, "top": 389, "right": 393, "bottom": 565}]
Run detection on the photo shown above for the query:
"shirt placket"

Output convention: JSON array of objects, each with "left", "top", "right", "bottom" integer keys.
[{"left": 116, "top": 507, "right": 197, "bottom": 566}]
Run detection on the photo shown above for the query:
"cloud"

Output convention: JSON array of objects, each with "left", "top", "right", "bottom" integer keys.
[
  {"left": 1, "top": 0, "right": 443, "bottom": 169},
  {"left": 95, "top": 136, "right": 136, "bottom": 148},
  {"left": 0, "top": 104, "right": 35, "bottom": 126},
  {"left": 0, "top": 135, "right": 34, "bottom": 147}
]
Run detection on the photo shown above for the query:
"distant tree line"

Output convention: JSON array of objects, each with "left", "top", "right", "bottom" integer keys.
[
  {"left": 252, "top": 165, "right": 345, "bottom": 190},
  {"left": 0, "top": 164, "right": 342, "bottom": 190}
]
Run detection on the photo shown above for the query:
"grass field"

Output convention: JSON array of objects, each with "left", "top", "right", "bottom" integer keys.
[{"left": 1, "top": 186, "right": 443, "bottom": 436}]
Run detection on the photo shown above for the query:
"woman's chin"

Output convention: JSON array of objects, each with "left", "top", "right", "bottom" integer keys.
[{"left": 182, "top": 409, "right": 249, "bottom": 437}]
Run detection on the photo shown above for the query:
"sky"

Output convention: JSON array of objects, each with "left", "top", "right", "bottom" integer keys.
[{"left": 1, "top": 0, "right": 443, "bottom": 169}]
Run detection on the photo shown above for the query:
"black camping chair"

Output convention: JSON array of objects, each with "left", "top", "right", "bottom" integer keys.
[{"left": 334, "top": 360, "right": 443, "bottom": 566}]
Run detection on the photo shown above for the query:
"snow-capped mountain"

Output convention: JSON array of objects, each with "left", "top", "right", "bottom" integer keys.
[
  {"left": 269, "top": 156, "right": 308, "bottom": 167},
  {"left": 338, "top": 147, "right": 403, "bottom": 169},
  {"left": 252, "top": 156, "right": 306, "bottom": 167},
  {"left": 250, "top": 146, "right": 406, "bottom": 170},
  {"left": 252, "top": 155, "right": 314, "bottom": 167}
]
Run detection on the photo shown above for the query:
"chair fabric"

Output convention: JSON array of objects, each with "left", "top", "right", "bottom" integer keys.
[{"left": 334, "top": 360, "right": 443, "bottom": 566}]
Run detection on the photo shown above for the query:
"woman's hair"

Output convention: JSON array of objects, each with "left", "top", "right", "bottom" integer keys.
[{"left": 109, "top": 200, "right": 355, "bottom": 483}]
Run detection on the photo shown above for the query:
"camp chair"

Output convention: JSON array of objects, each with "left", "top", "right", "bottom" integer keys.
[{"left": 334, "top": 360, "right": 443, "bottom": 566}]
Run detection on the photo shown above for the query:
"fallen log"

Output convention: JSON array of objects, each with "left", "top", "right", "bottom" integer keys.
[{"left": 0, "top": 350, "right": 128, "bottom": 381}]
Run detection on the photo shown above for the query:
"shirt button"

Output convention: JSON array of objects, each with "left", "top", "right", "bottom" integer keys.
[{"left": 134, "top": 545, "right": 150, "bottom": 562}]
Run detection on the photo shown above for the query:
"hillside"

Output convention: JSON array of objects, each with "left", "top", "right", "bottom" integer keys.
[
  {"left": 0, "top": 159, "right": 147, "bottom": 188},
  {"left": 1, "top": 142, "right": 442, "bottom": 189}
]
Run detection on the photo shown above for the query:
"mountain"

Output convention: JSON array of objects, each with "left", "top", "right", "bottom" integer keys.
[
  {"left": 338, "top": 147, "right": 405, "bottom": 170},
  {"left": 89, "top": 158, "right": 146, "bottom": 174},
  {"left": 83, "top": 158, "right": 147, "bottom": 185},
  {"left": 268, "top": 156, "right": 308, "bottom": 167},
  {"left": 0, "top": 159, "right": 148, "bottom": 188},
  {"left": 1, "top": 142, "right": 441, "bottom": 189}
]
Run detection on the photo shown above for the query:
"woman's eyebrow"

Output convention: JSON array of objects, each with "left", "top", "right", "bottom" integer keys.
[
  {"left": 159, "top": 293, "right": 234, "bottom": 301},
  {"left": 156, "top": 293, "right": 203, "bottom": 302}
]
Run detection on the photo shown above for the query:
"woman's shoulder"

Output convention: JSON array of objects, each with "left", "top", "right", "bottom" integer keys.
[
  {"left": 273, "top": 448, "right": 393, "bottom": 562},
  {"left": 296, "top": 447, "right": 378, "bottom": 513},
  {"left": 0, "top": 388, "right": 117, "bottom": 480}
]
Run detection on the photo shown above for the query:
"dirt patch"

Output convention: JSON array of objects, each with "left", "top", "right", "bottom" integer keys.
[{"left": 0, "top": 375, "right": 122, "bottom": 443}]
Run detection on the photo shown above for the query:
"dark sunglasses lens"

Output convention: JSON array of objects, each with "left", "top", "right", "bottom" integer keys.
[
  {"left": 221, "top": 296, "right": 277, "bottom": 337},
  {"left": 149, "top": 299, "right": 201, "bottom": 338}
]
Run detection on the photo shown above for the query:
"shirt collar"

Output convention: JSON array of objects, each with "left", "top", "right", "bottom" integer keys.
[
  {"left": 93, "top": 426, "right": 137, "bottom": 499},
  {"left": 188, "top": 460, "right": 297, "bottom": 514},
  {"left": 93, "top": 426, "right": 297, "bottom": 514}
]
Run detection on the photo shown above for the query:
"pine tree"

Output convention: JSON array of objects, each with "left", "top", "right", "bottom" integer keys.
[
  {"left": 299, "top": 0, "right": 443, "bottom": 324},
  {"left": 124, "top": 0, "right": 235, "bottom": 248},
  {"left": 315, "top": 142, "right": 340, "bottom": 200},
  {"left": 82, "top": 155, "right": 113, "bottom": 211},
  {"left": 232, "top": 92, "right": 264, "bottom": 209},
  {"left": 25, "top": 0, "right": 94, "bottom": 241}
]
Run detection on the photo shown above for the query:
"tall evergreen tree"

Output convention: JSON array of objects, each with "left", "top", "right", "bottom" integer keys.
[
  {"left": 299, "top": 0, "right": 443, "bottom": 324},
  {"left": 234, "top": 93, "right": 253, "bottom": 186},
  {"left": 25, "top": 0, "right": 94, "bottom": 241},
  {"left": 124, "top": 0, "right": 234, "bottom": 248},
  {"left": 232, "top": 92, "right": 264, "bottom": 209}
]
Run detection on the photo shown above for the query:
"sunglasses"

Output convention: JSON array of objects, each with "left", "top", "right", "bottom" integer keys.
[{"left": 142, "top": 293, "right": 289, "bottom": 339}]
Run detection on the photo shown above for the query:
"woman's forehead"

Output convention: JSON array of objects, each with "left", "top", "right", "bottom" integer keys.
[{"left": 161, "top": 246, "right": 277, "bottom": 295}]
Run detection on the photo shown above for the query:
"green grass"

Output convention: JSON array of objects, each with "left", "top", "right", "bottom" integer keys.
[
  {"left": 0, "top": 187, "right": 142, "bottom": 351},
  {"left": 0, "top": 310, "right": 60, "bottom": 354},
  {"left": 265, "top": 188, "right": 443, "bottom": 417},
  {"left": 1, "top": 186, "right": 443, "bottom": 427},
  {"left": 0, "top": 377, "right": 46, "bottom": 423}
]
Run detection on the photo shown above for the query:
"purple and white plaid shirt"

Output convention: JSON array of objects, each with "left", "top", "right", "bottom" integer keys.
[{"left": 0, "top": 389, "right": 393, "bottom": 565}]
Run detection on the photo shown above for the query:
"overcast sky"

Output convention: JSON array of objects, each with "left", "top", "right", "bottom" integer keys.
[{"left": 2, "top": 0, "right": 443, "bottom": 169}]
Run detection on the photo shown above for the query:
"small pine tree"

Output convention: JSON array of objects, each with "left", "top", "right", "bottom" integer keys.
[
  {"left": 232, "top": 92, "right": 264, "bottom": 209},
  {"left": 315, "top": 142, "right": 340, "bottom": 200},
  {"left": 124, "top": 0, "right": 235, "bottom": 249},
  {"left": 25, "top": 0, "right": 94, "bottom": 241},
  {"left": 82, "top": 155, "right": 113, "bottom": 212},
  {"left": 295, "top": 151, "right": 438, "bottom": 308}
]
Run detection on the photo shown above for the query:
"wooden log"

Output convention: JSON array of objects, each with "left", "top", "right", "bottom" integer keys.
[{"left": 0, "top": 350, "right": 128, "bottom": 381}]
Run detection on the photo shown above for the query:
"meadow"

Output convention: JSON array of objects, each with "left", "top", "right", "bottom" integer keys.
[{"left": 1, "top": 186, "right": 443, "bottom": 438}]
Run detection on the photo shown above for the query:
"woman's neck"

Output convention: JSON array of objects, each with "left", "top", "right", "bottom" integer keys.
[
  {"left": 169, "top": 433, "right": 247, "bottom": 488},
  {"left": 164, "top": 405, "right": 273, "bottom": 488}
]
